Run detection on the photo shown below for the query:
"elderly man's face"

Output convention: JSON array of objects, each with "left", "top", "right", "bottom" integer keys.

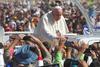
[
  {"left": 80, "top": 42, "right": 89, "bottom": 53},
  {"left": 52, "top": 9, "right": 63, "bottom": 21},
  {"left": 77, "top": 41, "right": 89, "bottom": 53}
]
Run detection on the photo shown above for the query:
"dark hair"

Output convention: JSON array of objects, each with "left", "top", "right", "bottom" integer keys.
[
  {"left": 0, "top": 42, "right": 3, "bottom": 49},
  {"left": 43, "top": 42, "right": 51, "bottom": 50},
  {"left": 30, "top": 46, "right": 38, "bottom": 55},
  {"left": 64, "top": 41, "right": 74, "bottom": 47},
  {"left": 64, "top": 59, "right": 79, "bottom": 67},
  {"left": 23, "top": 36, "right": 32, "bottom": 41}
]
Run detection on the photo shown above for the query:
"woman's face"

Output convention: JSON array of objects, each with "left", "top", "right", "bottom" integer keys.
[
  {"left": 93, "top": 43, "right": 98, "bottom": 49},
  {"left": 18, "top": 25, "right": 24, "bottom": 31},
  {"left": 32, "top": 17, "right": 39, "bottom": 24}
]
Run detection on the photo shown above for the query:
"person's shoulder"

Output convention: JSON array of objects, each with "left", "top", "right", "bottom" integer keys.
[
  {"left": 42, "top": 11, "right": 52, "bottom": 19},
  {"left": 61, "top": 15, "right": 65, "bottom": 19}
]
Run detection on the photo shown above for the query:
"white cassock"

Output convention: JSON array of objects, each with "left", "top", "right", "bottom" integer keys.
[{"left": 34, "top": 11, "right": 69, "bottom": 43}]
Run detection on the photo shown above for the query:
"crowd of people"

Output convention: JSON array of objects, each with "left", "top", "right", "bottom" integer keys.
[
  {"left": 0, "top": 34, "right": 100, "bottom": 67},
  {"left": 0, "top": 0, "right": 99, "bottom": 34},
  {"left": 0, "top": 0, "right": 100, "bottom": 67},
  {"left": 0, "top": 1, "right": 41, "bottom": 32}
]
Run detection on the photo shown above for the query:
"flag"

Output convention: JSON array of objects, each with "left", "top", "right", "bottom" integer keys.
[
  {"left": 38, "top": 56, "right": 44, "bottom": 66},
  {"left": 83, "top": 25, "right": 90, "bottom": 36}
]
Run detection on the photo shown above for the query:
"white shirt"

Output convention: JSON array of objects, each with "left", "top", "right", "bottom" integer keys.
[
  {"left": 34, "top": 11, "right": 69, "bottom": 42},
  {"left": 0, "top": 49, "right": 5, "bottom": 66},
  {"left": 28, "top": 23, "right": 35, "bottom": 33}
]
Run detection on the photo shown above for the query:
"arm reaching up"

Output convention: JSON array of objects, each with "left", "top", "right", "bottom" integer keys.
[{"left": 29, "top": 35, "right": 52, "bottom": 64}]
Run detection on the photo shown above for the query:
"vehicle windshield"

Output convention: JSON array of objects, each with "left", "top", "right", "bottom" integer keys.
[{"left": 64, "top": 0, "right": 100, "bottom": 35}]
